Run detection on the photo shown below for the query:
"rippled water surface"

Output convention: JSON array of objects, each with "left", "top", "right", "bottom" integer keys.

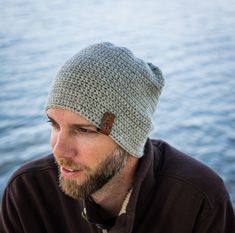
[{"left": 1, "top": 0, "right": 235, "bottom": 206}]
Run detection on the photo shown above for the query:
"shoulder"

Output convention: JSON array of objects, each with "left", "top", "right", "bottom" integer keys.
[
  {"left": 7, "top": 154, "right": 57, "bottom": 187},
  {"left": 151, "top": 140, "right": 229, "bottom": 204}
]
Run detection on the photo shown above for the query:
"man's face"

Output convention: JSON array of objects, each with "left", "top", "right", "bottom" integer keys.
[{"left": 47, "top": 108, "right": 127, "bottom": 199}]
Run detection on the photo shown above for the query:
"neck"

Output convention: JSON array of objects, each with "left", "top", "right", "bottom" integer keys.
[{"left": 91, "top": 155, "right": 139, "bottom": 216}]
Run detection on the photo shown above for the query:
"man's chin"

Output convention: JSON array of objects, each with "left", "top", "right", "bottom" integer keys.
[
  {"left": 59, "top": 175, "right": 88, "bottom": 200},
  {"left": 58, "top": 172, "right": 113, "bottom": 200}
]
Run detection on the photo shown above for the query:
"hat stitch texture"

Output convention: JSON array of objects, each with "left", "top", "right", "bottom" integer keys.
[{"left": 45, "top": 42, "right": 164, "bottom": 157}]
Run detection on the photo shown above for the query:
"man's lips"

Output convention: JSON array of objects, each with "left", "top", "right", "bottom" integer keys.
[{"left": 60, "top": 166, "right": 83, "bottom": 178}]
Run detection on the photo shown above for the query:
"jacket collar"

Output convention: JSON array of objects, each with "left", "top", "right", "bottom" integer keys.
[{"left": 83, "top": 138, "right": 157, "bottom": 233}]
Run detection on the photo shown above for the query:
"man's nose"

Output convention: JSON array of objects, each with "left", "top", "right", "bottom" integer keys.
[{"left": 52, "top": 131, "right": 76, "bottom": 159}]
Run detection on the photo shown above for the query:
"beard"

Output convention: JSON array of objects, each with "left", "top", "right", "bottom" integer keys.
[{"left": 55, "top": 147, "right": 128, "bottom": 200}]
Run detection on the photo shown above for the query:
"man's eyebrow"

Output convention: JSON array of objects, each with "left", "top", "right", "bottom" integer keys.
[
  {"left": 46, "top": 114, "right": 97, "bottom": 129},
  {"left": 46, "top": 115, "right": 56, "bottom": 122}
]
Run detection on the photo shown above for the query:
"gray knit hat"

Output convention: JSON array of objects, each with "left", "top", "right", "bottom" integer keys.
[{"left": 45, "top": 42, "right": 164, "bottom": 157}]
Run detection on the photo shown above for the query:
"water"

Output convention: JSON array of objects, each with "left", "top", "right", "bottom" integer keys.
[{"left": 0, "top": 0, "right": 235, "bottom": 207}]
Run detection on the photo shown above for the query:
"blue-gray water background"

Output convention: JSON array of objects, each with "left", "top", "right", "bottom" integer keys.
[{"left": 1, "top": 0, "right": 235, "bottom": 206}]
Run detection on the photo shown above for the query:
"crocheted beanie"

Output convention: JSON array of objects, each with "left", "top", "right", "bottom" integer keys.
[{"left": 45, "top": 42, "right": 164, "bottom": 157}]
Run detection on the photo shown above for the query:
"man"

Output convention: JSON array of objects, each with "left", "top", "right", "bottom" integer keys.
[{"left": 0, "top": 42, "right": 234, "bottom": 233}]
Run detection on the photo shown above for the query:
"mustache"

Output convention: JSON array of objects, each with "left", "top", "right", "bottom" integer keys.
[{"left": 55, "top": 158, "right": 90, "bottom": 171}]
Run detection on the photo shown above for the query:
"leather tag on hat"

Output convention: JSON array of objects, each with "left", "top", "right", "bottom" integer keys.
[{"left": 99, "top": 112, "right": 116, "bottom": 135}]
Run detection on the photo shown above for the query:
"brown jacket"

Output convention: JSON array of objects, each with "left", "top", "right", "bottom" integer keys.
[{"left": 1, "top": 139, "right": 235, "bottom": 232}]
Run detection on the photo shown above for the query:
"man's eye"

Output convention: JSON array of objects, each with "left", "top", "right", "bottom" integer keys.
[
  {"left": 77, "top": 128, "right": 97, "bottom": 134},
  {"left": 47, "top": 119, "right": 59, "bottom": 129},
  {"left": 79, "top": 128, "right": 89, "bottom": 133}
]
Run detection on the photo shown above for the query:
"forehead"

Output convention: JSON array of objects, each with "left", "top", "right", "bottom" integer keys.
[{"left": 46, "top": 108, "right": 93, "bottom": 125}]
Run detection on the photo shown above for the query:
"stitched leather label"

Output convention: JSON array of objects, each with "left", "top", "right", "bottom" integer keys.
[{"left": 99, "top": 112, "right": 116, "bottom": 135}]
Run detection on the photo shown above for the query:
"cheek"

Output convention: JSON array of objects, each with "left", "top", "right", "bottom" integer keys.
[
  {"left": 80, "top": 137, "right": 117, "bottom": 164},
  {"left": 77, "top": 142, "right": 98, "bottom": 158}
]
